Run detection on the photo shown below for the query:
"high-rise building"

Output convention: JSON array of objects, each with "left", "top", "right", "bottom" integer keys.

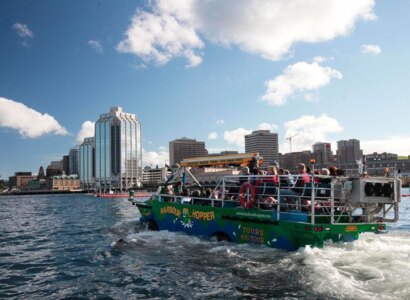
[
  {"left": 63, "top": 155, "right": 70, "bottom": 175},
  {"left": 312, "top": 142, "right": 333, "bottom": 167},
  {"left": 337, "top": 139, "right": 363, "bottom": 164},
  {"left": 79, "top": 137, "right": 95, "bottom": 189},
  {"left": 69, "top": 147, "right": 79, "bottom": 175},
  {"left": 169, "top": 137, "right": 208, "bottom": 165},
  {"left": 95, "top": 107, "right": 142, "bottom": 191},
  {"left": 244, "top": 130, "right": 279, "bottom": 168}
]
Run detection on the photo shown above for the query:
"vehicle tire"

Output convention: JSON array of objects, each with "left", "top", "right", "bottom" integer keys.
[
  {"left": 147, "top": 220, "right": 159, "bottom": 231},
  {"left": 212, "top": 232, "right": 231, "bottom": 242}
]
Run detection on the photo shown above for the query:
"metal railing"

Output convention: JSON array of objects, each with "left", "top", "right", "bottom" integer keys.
[{"left": 152, "top": 174, "right": 400, "bottom": 225}]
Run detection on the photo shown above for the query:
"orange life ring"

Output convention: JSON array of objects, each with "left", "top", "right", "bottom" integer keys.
[{"left": 239, "top": 182, "right": 256, "bottom": 209}]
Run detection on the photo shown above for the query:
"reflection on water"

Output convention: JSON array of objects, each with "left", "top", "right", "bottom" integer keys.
[{"left": 1, "top": 194, "right": 410, "bottom": 299}]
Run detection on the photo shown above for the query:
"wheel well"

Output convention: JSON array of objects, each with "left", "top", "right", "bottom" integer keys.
[
  {"left": 147, "top": 220, "right": 159, "bottom": 231},
  {"left": 212, "top": 231, "right": 231, "bottom": 242}
]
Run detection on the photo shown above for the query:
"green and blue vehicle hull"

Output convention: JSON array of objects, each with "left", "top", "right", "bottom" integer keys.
[{"left": 135, "top": 196, "right": 385, "bottom": 251}]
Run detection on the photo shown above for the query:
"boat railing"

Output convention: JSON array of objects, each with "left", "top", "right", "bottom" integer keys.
[{"left": 153, "top": 173, "right": 400, "bottom": 225}]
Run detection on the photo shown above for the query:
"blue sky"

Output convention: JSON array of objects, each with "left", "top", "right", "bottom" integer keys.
[{"left": 1, "top": 0, "right": 410, "bottom": 178}]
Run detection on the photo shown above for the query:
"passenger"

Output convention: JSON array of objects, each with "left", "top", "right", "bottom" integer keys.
[
  {"left": 181, "top": 188, "right": 189, "bottom": 197},
  {"left": 261, "top": 166, "right": 279, "bottom": 195},
  {"left": 248, "top": 156, "right": 259, "bottom": 175},
  {"left": 313, "top": 169, "right": 321, "bottom": 183},
  {"left": 205, "top": 188, "right": 212, "bottom": 198},
  {"left": 191, "top": 190, "right": 201, "bottom": 197},
  {"left": 329, "top": 166, "right": 338, "bottom": 176},
  {"left": 258, "top": 169, "right": 267, "bottom": 175},
  {"left": 293, "top": 163, "right": 311, "bottom": 194},
  {"left": 321, "top": 168, "right": 330, "bottom": 176},
  {"left": 317, "top": 168, "right": 332, "bottom": 197},
  {"left": 164, "top": 186, "right": 174, "bottom": 202},
  {"left": 173, "top": 182, "right": 182, "bottom": 195},
  {"left": 284, "top": 169, "right": 295, "bottom": 186},
  {"left": 278, "top": 168, "right": 288, "bottom": 187},
  {"left": 277, "top": 168, "right": 295, "bottom": 187},
  {"left": 239, "top": 166, "right": 250, "bottom": 185}
]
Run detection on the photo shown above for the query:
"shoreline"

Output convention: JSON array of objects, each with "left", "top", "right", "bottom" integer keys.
[{"left": 0, "top": 190, "right": 88, "bottom": 196}]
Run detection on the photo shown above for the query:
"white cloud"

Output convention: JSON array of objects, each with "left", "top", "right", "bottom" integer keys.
[
  {"left": 0, "top": 97, "right": 68, "bottom": 138},
  {"left": 12, "top": 23, "right": 34, "bottom": 38},
  {"left": 208, "top": 132, "right": 218, "bottom": 140},
  {"left": 143, "top": 148, "right": 169, "bottom": 167},
  {"left": 361, "top": 44, "right": 382, "bottom": 55},
  {"left": 88, "top": 40, "right": 103, "bottom": 53},
  {"left": 257, "top": 122, "right": 278, "bottom": 131},
  {"left": 283, "top": 114, "right": 343, "bottom": 152},
  {"left": 118, "top": 0, "right": 375, "bottom": 66},
  {"left": 216, "top": 119, "right": 225, "bottom": 126},
  {"left": 117, "top": 0, "right": 203, "bottom": 68},
  {"left": 262, "top": 59, "right": 343, "bottom": 106},
  {"left": 76, "top": 121, "right": 95, "bottom": 144},
  {"left": 362, "top": 136, "right": 410, "bottom": 156},
  {"left": 224, "top": 128, "right": 252, "bottom": 148}
]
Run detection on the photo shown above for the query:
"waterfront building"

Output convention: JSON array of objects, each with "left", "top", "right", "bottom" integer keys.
[
  {"left": 337, "top": 139, "right": 363, "bottom": 164},
  {"left": 169, "top": 137, "right": 208, "bottom": 166},
  {"left": 46, "top": 161, "right": 63, "bottom": 177},
  {"left": 312, "top": 142, "right": 333, "bottom": 167},
  {"left": 63, "top": 155, "right": 70, "bottom": 175},
  {"left": 79, "top": 137, "right": 95, "bottom": 190},
  {"left": 69, "top": 147, "right": 79, "bottom": 175},
  {"left": 363, "top": 152, "right": 403, "bottom": 176},
  {"left": 8, "top": 172, "right": 37, "bottom": 189},
  {"left": 279, "top": 151, "right": 313, "bottom": 173},
  {"left": 245, "top": 130, "right": 279, "bottom": 168},
  {"left": 142, "top": 166, "right": 171, "bottom": 186},
  {"left": 47, "top": 175, "right": 80, "bottom": 191},
  {"left": 366, "top": 152, "right": 398, "bottom": 162},
  {"left": 95, "top": 107, "right": 142, "bottom": 191}
]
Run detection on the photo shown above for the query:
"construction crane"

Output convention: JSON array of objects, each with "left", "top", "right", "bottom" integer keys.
[{"left": 286, "top": 134, "right": 298, "bottom": 153}]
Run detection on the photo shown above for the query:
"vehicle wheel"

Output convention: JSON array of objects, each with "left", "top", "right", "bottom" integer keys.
[
  {"left": 147, "top": 220, "right": 159, "bottom": 231},
  {"left": 212, "top": 232, "right": 231, "bottom": 242}
]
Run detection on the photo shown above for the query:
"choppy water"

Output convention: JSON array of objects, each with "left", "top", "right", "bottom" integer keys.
[{"left": 1, "top": 194, "right": 410, "bottom": 299}]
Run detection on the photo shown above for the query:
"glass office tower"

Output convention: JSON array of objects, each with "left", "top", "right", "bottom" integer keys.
[
  {"left": 95, "top": 107, "right": 142, "bottom": 191},
  {"left": 69, "top": 147, "right": 79, "bottom": 175},
  {"left": 79, "top": 137, "right": 95, "bottom": 190}
]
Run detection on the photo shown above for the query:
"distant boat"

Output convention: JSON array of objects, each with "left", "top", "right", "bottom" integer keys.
[{"left": 96, "top": 191, "right": 152, "bottom": 199}]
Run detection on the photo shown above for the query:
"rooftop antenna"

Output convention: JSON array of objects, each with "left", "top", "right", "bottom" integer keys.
[{"left": 286, "top": 134, "right": 298, "bottom": 153}]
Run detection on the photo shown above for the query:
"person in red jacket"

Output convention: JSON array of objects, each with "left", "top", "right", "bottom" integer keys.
[{"left": 293, "top": 163, "right": 311, "bottom": 194}]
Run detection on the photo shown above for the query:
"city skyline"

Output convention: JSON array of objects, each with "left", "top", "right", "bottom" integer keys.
[{"left": 2, "top": 1, "right": 410, "bottom": 178}]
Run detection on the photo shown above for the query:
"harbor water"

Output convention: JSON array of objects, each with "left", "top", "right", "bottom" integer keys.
[{"left": 1, "top": 194, "right": 410, "bottom": 299}]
